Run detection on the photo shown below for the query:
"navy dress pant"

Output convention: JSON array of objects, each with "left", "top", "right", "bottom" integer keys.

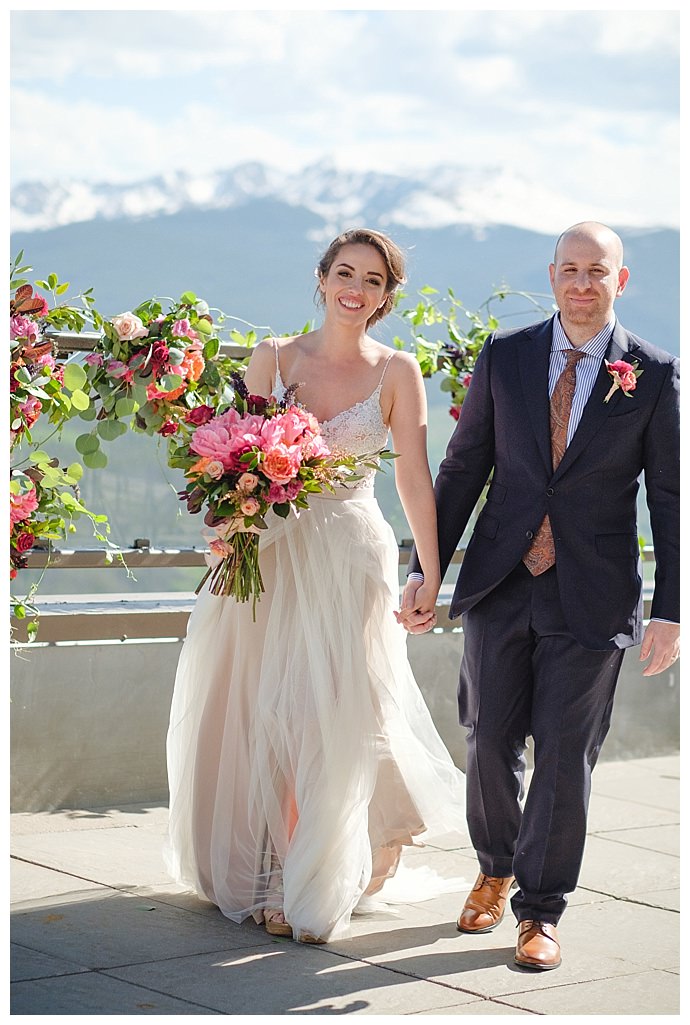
[{"left": 458, "top": 562, "right": 625, "bottom": 924}]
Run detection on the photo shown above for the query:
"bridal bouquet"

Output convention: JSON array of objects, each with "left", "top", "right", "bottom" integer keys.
[{"left": 172, "top": 373, "right": 384, "bottom": 616}]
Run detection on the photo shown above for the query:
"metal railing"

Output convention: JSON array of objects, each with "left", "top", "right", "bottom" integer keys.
[
  {"left": 14, "top": 543, "right": 656, "bottom": 645},
  {"left": 13, "top": 331, "right": 657, "bottom": 644}
]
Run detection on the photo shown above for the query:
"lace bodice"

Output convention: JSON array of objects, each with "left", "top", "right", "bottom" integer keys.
[{"left": 273, "top": 349, "right": 391, "bottom": 490}]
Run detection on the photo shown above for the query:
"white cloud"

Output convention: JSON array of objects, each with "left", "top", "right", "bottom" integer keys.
[{"left": 9, "top": 8, "right": 680, "bottom": 228}]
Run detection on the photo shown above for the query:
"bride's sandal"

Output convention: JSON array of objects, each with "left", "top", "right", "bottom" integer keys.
[
  {"left": 264, "top": 909, "right": 293, "bottom": 938},
  {"left": 297, "top": 931, "right": 327, "bottom": 945}
]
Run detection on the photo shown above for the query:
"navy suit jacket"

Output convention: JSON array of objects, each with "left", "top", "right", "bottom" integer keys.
[{"left": 410, "top": 316, "right": 680, "bottom": 650}]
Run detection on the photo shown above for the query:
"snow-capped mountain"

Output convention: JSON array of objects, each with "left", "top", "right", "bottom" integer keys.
[{"left": 9, "top": 160, "right": 625, "bottom": 237}]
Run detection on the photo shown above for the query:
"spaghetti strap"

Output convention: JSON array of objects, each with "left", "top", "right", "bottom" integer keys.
[
  {"left": 376, "top": 351, "right": 395, "bottom": 390},
  {"left": 272, "top": 338, "right": 283, "bottom": 391}
]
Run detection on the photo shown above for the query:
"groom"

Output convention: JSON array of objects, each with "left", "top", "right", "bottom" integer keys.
[{"left": 402, "top": 222, "right": 680, "bottom": 970}]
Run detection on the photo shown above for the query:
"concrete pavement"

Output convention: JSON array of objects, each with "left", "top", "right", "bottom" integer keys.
[{"left": 10, "top": 754, "right": 680, "bottom": 1016}]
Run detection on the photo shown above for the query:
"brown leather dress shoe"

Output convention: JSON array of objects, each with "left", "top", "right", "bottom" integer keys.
[
  {"left": 514, "top": 920, "right": 561, "bottom": 970},
  {"left": 457, "top": 872, "right": 516, "bottom": 933}
]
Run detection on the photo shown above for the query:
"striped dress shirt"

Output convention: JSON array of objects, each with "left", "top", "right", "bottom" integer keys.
[{"left": 549, "top": 313, "right": 614, "bottom": 446}]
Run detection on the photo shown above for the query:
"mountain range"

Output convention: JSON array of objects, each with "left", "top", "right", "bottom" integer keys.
[{"left": 11, "top": 162, "right": 678, "bottom": 592}]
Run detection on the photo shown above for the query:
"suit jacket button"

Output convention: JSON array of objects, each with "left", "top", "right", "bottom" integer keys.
[
  {"left": 546, "top": 487, "right": 554, "bottom": 496},
  {"left": 526, "top": 530, "right": 534, "bottom": 539}
]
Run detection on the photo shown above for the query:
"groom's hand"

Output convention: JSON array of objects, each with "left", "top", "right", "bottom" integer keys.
[
  {"left": 639, "top": 620, "right": 680, "bottom": 676},
  {"left": 395, "top": 577, "right": 438, "bottom": 634}
]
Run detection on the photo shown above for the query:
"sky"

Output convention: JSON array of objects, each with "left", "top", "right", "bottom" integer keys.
[{"left": 9, "top": 4, "right": 681, "bottom": 230}]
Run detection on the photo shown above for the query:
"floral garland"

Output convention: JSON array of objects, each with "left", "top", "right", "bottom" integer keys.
[
  {"left": 79, "top": 293, "right": 247, "bottom": 468},
  {"left": 10, "top": 256, "right": 115, "bottom": 636}
]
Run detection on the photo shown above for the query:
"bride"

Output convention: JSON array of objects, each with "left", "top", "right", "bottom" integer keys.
[{"left": 165, "top": 227, "right": 466, "bottom": 943}]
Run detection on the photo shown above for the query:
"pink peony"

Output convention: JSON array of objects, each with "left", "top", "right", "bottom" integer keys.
[
  {"left": 275, "top": 407, "right": 317, "bottom": 445},
  {"left": 303, "top": 434, "right": 331, "bottom": 460},
  {"left": 111, "top": 311, "right": 149, "bottom": 341},
  {"left": 190, "top": 412, "right": 265, "bottom": 470},
  {"left": 10, "top": 315, "right": 38, "bottom": 341}
]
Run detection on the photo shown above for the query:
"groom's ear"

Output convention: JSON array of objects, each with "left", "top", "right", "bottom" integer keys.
[
  {"left": 548, "top": 263, "right": 556, "bottom": 292},
  {"left": 616, "top": 266, "right": 630, "bottom": 297}
]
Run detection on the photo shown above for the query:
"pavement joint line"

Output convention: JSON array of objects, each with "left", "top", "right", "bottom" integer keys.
[{"left": 95, "top": 969, "right": 227, "bottom": 1015}]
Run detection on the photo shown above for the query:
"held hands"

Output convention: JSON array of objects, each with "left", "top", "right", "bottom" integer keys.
[
  {"left": 395, "top": 577, "right": 439, "bottom": 634},
  {"left": 639, "top": 620, "right": 680, "bottom": 677}
]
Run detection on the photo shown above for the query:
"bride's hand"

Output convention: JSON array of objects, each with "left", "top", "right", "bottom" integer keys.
[{"left": 395, "top": 578, "right": 439, "bottom": 634}]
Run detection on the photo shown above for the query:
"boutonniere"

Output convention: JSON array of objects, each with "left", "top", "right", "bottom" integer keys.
[{"left": 603, "top": 359, "right": 643, "bottom": 403}]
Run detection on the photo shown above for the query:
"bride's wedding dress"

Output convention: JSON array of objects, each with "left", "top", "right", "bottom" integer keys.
[{"left": 165, "top": 349, "right": 466, "bottom": 941}]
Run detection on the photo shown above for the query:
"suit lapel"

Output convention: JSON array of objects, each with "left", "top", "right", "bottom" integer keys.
[
  {"left": 519, "top": 318, "right": 553, "bottom": 475},
  {"left": 552, "top": 322, "right": 631, "bottom": 482}
]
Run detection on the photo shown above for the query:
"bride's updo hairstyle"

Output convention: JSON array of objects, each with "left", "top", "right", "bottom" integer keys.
[{"left": 315, "top": 228, "right": 407, "bottom": 328}]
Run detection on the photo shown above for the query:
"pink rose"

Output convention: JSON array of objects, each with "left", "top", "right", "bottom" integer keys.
[
  {"left": 185, "top": 404, "right": 215, "bottom": 426},
  {"left": 205, "top": 459, "right": 225, "bottom": 479},
  {"left": 240, "top": 497, "right": 260, "bottom": 516},
  {"left": 19, "top": 396, "right": 43, "bottom": 429},
  {"left": 107, "top": 358, "right": 135, "bottom": 380},
  {"left": 33, "top": 294, "right": 50, "bottom": 318},
  {"left": 36, "top": 353, "right": 56, "bottom": 371},
  {"left": 262, "top": 444, "right": 301, "bottom": 484},
  {"left": 268, "top": 482, "right": 288, "bottom": 503},
  {"left": 15, "top": 531, "right": 35, "bottom": 553},
  {"left": 285, "top": 479, "right": 303, "bottom": 499},
  {"left": 84, "top": 352, "right": 103, "bottom": 366},
  {"left": 111, "top": 311, "right": 149, "bottom": 341},
  {"left": 604, "top": 359, "right": 641, "bottom": 402},
  {"left": 209, "top": 537, "right": 234, "bottom": 558},
  {"left": 238, "top": 472, "right": 259, "bottom": 492},
  {"left": 150, "top": 341, "right": 170, "bottom": 369},
  {"left": 10, "top": 485, "right": 38, "bottom": 526},
  {"left": 171, "top": 318, "right": 196, "bottom": 339}
]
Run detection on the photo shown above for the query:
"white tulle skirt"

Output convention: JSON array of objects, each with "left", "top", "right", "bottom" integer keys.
[{"left": 165, "top": 488, "right": 467, "bottom": 941}]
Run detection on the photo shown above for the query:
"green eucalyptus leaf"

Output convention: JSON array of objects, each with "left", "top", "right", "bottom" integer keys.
[
  {"left": 28, "top": 449, "right": 52, "bottom": 465},
  {"left": 97, "top": 419, "right": 128, "bottom": 440},
  {"left": 75, "top": 433, "right": 100, "bottom": 455},
  {"left": 115, "top": 397, "right": 138, "bottom": 417},
  {"left": 63, "top": 363, "right": 88, "bottom": 391},
  {"left": 70, "top": 390, "right": 91, "bottom": 411},
  {"left": 83, "top": 449, "right": 109, "bottom": 469}
]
